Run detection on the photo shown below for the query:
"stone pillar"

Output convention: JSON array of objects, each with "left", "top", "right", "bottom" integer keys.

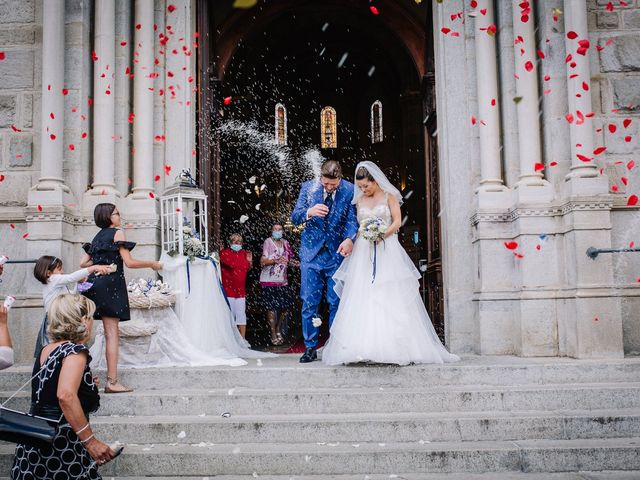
[
  {"left": 474, "top": 0, "right": 508, "bottom": 206},
  {"left": 563, "top": 0, "right": 601, "bottom": 188},
  {"left": 164, "top": 0, "right": 197, "bottom": 177},
  {"left": 88, "top": 0, "right": 120, "bottom": 199},
  {"left": 512, "top": 0, "right": 553, "bottom": 202},
  {"left": 130, "top": 0, "right": 155, "bottom": 200},
  {"left": 115, "top": 0, "right": 133, "bottom": 195},
  {"left": 125, "top": 0, "right": 160, "bottom": 277},
  {"left": 30, "top": 0, "right": 71, "bottom": 199}
]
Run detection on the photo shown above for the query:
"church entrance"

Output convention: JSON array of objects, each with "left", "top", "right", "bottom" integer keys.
[{"left": 196, "top": 0, "right": 445, "bottom": 349}]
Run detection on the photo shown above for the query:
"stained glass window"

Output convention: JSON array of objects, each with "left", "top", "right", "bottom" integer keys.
[
  {"left": 275, "top": 103, "right": 287, "bottom": 145},
  {"left": 320, "top": 106, "right": 337, "bottom": 149},
  {"left": 371, "top": 100, "right": 383, "bottom": 144}
]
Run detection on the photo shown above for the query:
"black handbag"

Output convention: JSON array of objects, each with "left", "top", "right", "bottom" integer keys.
[{"left": 0, "top": 352, "right": 63, "bottom": 449}]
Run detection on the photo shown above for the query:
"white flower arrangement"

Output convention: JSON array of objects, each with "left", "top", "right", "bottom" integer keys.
[
  {"left": 359, "top": 217, "right": 387, "bottom": 243},
  {"left": 168, "top": 217, "right": 205, "bottom": 261},
  {"left": 312, "top": 317, "right": 322, "bottom": 328}
]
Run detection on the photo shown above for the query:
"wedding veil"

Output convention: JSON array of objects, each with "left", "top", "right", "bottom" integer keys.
[{"left": 351, "top": 161, "right": 404, "bottom": 205}]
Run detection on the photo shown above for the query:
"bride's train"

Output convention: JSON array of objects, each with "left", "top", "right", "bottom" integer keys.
[{"left": 322, "top": 230, "right": 459, "bottom": 366}]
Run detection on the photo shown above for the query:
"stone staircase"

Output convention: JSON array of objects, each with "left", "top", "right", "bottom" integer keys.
[{"left": 1, "top": 355, "right": 640, "bottom": 478}]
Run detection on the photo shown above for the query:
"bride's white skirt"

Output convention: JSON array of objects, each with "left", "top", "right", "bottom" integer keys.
[{"left": 321, "top": 235, "right": 460, "bottom": 366}]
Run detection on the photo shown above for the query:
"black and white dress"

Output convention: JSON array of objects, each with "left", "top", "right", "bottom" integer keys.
[{"left": 11, "top": 342, "right": 101, "bottom": 480}]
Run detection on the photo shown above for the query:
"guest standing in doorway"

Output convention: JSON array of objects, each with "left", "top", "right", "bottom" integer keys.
[{"left": 220, "top": 233, "right": 252, "bottom": 339}]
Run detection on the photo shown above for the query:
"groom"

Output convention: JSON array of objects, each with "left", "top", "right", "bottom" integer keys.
[{"left": 292, "top": 160, "right": 359, "bottom": 363}]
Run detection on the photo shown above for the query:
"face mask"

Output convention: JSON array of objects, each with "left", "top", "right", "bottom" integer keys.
[
  {"left": 272, "top": 231, "right": 283, "bottom": 240},
  {"left": 230, "top": 244, "right": 242, "bottom": 252}
]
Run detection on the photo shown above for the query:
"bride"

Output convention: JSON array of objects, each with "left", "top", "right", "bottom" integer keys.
[{"left": 321, "top": 161, "right": 460, "bottom": 366}]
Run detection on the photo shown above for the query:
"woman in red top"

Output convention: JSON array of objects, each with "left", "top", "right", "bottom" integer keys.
[{"left": 220, "top": 233, "right": 252, "bottom": 338}]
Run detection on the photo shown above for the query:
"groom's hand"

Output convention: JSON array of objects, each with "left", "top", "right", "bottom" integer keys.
[
  {"left": 338, "top": 238, "right": 354, "bottom": 257},
  {"left": 307, "top": 204, "right": 329, "bottom": 218}
]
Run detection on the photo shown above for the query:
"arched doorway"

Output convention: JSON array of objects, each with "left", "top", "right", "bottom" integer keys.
[{"left": 196, "top": 0, "right": 445, "bottom": 345}]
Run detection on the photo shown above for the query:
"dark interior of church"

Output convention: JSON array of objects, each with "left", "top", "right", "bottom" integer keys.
[{"left": 198, "top": 0, "right": 443, "bottom": 349}]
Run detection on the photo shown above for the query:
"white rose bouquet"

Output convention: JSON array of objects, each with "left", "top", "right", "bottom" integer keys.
[
  {"left": 168, "top": 217, "right": 205, "bottom": 261},
  {"left": 359, "top": 217, "right": 387, "bottom": 243}
]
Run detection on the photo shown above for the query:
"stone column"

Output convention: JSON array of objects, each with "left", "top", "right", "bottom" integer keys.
[
  {"left": 115, "top": 0, "right": 133, "bottom": 195},
  {"left": 512, "top": 1, "right": 551, "bottom": 195},
  {"left": 474, "top": 0, "right": 508, "bottom": 204},
  {"left": 88, "top": 0, "right": 120, "bottom": 197},
  {"left": 563, "top": 0, "right": 599, "bottom": 182},
  {"left": 164, "top": 0, "right": 197, "bottom": 178},
  {"left": 31, "top": 0, "right": 71, "bottom": 197},
  {"left": 130, "top": 0, "right": 155, "bottom": 200},
  {"left": 125, "top": 0, "right": 159, "bottom": 278}
]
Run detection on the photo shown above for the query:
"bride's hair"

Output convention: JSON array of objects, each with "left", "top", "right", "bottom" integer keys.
[{"left": 355, "top": 166, "right": 375, "bottom": 182}]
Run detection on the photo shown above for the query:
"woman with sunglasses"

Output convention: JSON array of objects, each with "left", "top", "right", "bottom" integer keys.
[{"left": 80, "top": 203, "right": 162, "bottom": 393}]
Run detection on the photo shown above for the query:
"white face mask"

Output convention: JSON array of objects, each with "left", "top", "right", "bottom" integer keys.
[{"left": 230, "top": 244, "right": 242, "bottom": 252}]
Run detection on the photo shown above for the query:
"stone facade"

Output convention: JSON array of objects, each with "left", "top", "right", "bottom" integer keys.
[{"left": 0, "top": 0, "right": 639, "bottom": 363}]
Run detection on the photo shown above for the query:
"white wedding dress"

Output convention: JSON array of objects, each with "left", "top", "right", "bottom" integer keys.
[{"left": 321, "top": 197, "right": 460, "bottom": 366}]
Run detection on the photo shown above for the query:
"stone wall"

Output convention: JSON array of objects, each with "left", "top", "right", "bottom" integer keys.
[{"left": 588, "top": 0, "right": 640, "bottom": 354}]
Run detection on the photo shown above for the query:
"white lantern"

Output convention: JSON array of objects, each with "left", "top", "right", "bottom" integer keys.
[{"left": 160, "top": 169, "right": 209, "bottom": 259}]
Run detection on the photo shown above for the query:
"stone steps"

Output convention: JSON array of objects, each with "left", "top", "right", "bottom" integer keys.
[
  {"left": 4, "top": 355, "right": 640, "bottom": 390},
  {"left": 88, "top": 409, "right": 640, "bottom": 444},
  {"left": 3, "top": 383, "right": 639, "bottom": 415},
  {"left": 3, "top": 438, "right": 640, "bottom": 476},
  {"left": 2, "top": 355, "right": 639, "bottom": 477}
]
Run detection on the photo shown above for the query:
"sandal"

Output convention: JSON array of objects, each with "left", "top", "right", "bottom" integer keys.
[{"left": 104, "top": 376, "right": 133, "bottom": 394}]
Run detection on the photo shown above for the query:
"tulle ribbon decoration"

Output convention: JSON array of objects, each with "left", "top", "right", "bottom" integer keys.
[{"left": 185, "top": 256, "right": 231, "bottom": 309}]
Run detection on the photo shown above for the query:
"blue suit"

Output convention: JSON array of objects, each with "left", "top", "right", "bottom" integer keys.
[{"left": 292, "top": 179, "right": 359, "bottom": 348}]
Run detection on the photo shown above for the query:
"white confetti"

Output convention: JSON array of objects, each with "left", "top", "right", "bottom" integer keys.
[
  {"left": 368, "top": 66, "right": 376, "bottom": 77},
  {"left": 255, "top": 203, "right": 261, "bottom": 210},
  {"left": 312, "top": 317, "right": 322, "bottom": 327},
  {"left": 321, "top": 22, "right": 329, "bottom": 31},
  {"left": 221, "top": 412, "right": 231, "bottom": 418},
  {"left": 260, "top": 184, "right": 266, "bottom": 191},
  {"left": 177, "top": 431, "right": 186, "bottom": 439},
  {"left": 337, "top": 52, "right": 349, "bottom": 68},
  {"left": 244, "top": 188, "right": 251, "bottom": 194},
  {"left": 239, "top": 214, "right": 249, "bottom": 224},
  {"left": 248, "top": 176, "right": 256, "bottom": 184},
  {"left": 319, "top": 47, "right": 326, "bottom": 56},
  {"left": 228, "top": 388, "right": 236, "bottom": 396},
  {"left": 378, "top": 443, "right": 386, "bottom": 447}
]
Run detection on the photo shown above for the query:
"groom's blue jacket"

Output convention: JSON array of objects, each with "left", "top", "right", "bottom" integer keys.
[{"left": 292, "top": 179, "right": 359, "bottom": 265}]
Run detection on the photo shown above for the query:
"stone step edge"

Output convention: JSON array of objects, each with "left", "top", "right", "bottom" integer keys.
[
  {"left": 87, "top": 408, "right": 640, "bottom": 425},
  {"left": 0, "top": 472, "right": 637, "bottom": 480},
  {"left": 2, "top": 436, "right": 639, "bottom": 454},
  {"left": 4, "top": 382, "right": 640, "bottom": 398}
]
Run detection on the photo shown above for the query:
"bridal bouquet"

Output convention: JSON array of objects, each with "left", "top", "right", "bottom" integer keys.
[{"left": 359, "top": 217, "right": 387, "bottom": 243}]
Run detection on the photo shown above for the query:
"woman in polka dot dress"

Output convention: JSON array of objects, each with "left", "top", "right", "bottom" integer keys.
[{"left": 11, "top": 294, "right": 116, "bottom": 480}]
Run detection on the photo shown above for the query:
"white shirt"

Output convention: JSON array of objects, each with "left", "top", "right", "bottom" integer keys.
[
  {"left": 43, "top": 268, "right": 90, "bottom": 311},
  {"left": 0, "top": 346, "right": 13, "bottom": 370}
]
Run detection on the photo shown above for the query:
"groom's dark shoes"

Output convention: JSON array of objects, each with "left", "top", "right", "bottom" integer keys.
[{"left": 299, "top": 347, "right": 317, "bottom": 363}]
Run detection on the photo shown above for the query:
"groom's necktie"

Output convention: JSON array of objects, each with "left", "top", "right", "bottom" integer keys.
[{"left": 324, "top": 192, "right": 334, "bottom": 212}]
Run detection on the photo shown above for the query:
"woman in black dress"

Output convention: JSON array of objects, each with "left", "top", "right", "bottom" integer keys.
[
  {"left": 11, "top": 294, "right": 115, "bottom": 479},
  {"left": 81, "top": 203, "right": 162, "bottom": 393}
]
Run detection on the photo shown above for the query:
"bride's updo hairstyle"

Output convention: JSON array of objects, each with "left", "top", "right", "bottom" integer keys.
[
  {"left": 48, "top": 293, "right": 96, "bottom": 343},
  {"left": 355, "top": 166, "right": 375, "bottom": 182}
]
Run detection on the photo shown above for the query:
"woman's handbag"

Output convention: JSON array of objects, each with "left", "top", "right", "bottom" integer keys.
[{"left": 0, "top": 352, "right": 63, "bottom": 448}]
